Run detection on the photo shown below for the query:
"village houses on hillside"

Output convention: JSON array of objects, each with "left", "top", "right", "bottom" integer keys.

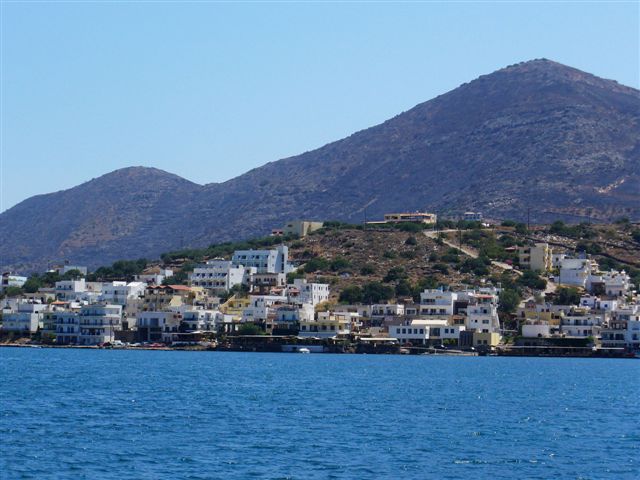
[{"left": 1, "top": 223, "right": 638, "bottom": 354}]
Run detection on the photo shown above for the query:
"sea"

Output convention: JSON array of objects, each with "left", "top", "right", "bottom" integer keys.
[{"left": 1, "top": 348, "right": 638, "bottom": 479}]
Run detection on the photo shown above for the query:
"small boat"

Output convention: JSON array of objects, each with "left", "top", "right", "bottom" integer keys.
[{"left": 297, "top": 347, "right": 311, "bottom": 354}]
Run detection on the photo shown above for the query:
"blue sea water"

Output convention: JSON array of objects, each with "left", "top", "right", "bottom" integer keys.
[{"left": 1, "top": 348, "right": 638, "bottom": 480}]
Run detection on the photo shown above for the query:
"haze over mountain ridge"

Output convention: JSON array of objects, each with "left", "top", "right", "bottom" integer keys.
[{"left": 2, "top": 58, "right": 639, "bottom": 272}]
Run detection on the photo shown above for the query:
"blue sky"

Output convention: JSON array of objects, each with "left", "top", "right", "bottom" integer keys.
[{"left": 1, "top": 1, "right": 638, "bottom": 212}]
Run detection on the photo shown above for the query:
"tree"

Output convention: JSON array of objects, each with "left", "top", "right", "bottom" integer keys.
[
  {"left": 60, "top": 269, "right": 84, "bottom": 280},
  {"left": 396, "top": 222, "right": 422, "bottom": 233},
  {"left": 359, "top": 264, "right": 375, "bottom": 276},
  {"left": 433, "top": 263, "right": 449, "bottom": 274},
  {"left": 329, "top": 257, "right": 351, "bottom": 272},
  {"left": 237, "top": 323, "right": 264, "bottom": 335},
  {"left": 549, "top": 220, "right": 566, "bottom": 235},
  {"left": 22, "top": 277, "right": 43, "bottom": 293},
  {"left": 514, "top": 223, "right": 528, "bottom": 235},
  {"left": 517, "top": 270, "right": 547, "bottom": 290},
  {"left": 383, "top": 267, "right": 406, "bottom": 283},
  {"left": 460, "top": 257, "right": 490, "bottom": 276},
  {"left": 304, "top": 257, "right": 329, "bottom": 273},
  {"left": 3, "top": 286, "right": 23, "bottom": 297},
  {"left": 554, "top": 287, "right": 581, "bottom": 305},
  {"left": 395, "top": 279, "right": 413, "bottom": 297},
  {"left": 362, "top": 282, "right": 394, "bottom": 304},
  {"left": 405, "top": 236, "right": 418, "bottom": 246},
  {"left": 339, "top": 286, "right": 363, "bottom": 304},
  {"left": 164, "top": 270, "right": 188, "bottom": 285},
  {"left": 498, "top": 289, "right": 521, "bottom": 314},
  {"left": 286, "top": 271, "right": 305, "bottom": 283}
]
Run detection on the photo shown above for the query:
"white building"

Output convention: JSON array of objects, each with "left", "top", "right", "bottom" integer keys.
[
  {"left": 136, "top": 268, "right": 173, "bottom": 285},
  {"left": 587, "top": 270, "right": 632, "bottom": 297},
  {"left": 558, "top": 258, "right": 597, "bottom": 288},
  {"left": 78, "top": 304, "right": 122, "bottom": 345},
  {"left": 551, "top": 253, "right": 567, "bottom": 268},
  {"left": 420, "top": 289, "right": 457, "bottom": 316},
  {"left": 522, "top": 323, "right": 551, "bottom": 338},
  {"left": 371, "top": 304, "right": 405, "bottom": 317},
  {"left": 135, "top": 310, "right": 182, "bottom": 343},
  {"left": 57, "top": 265, "right": 88, "bottom": 276},
  {"left": 0, "top": 272, "right": 27, "bottom": 292},
  {"left": 465, "top": 294, "right": 500, "bottom": 333},
  {"left": 190, "top": 260, "right": 248, "bottom": 292},
  {"left": 55, "top": 311, "right": 80, "bottom": 345},
  {"left": 1, "top": 302, "right": 46, "bottom": 333},
  {"left": 232, "top": 245, "right": 293, "bottom": 274},
  {"left": 600, "top": 315, "right": 640, "bottom": 350},
  {"left": 579, "top": 295, "right": 618, "bottom": 312},
  {"left": 389, "top": 319, "right": 450, "bottom": 345},
  {"left": 55, "top": 279, "right": 86, "bottom": 301},
  {"left": 101, "top": 281, "right": 146, "bottom": 305},
  {"left": 291, "top": 279, "right": 330, "bottom": 306},
  {"left": 560, "top": 309, "right": 603, "bottom": 337},
  {"left": 242, "top": 295, "right": 288, "bottom": 323},
  {"left": 181, "top": 309, "right": 219, "bottom": 332}
]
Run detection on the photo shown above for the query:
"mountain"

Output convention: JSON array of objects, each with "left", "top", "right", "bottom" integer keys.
[
  {"left": 2, "top": 59, "right": 639, "bottom": 272},
  {"left": 0, "top": 168, "right": 201, "bottom": 271}
]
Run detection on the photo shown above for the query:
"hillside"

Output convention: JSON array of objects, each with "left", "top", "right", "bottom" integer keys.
[
  {"left": 2, "top": 59, "right": 639, "bottom": 272},
  {"left": 0, "top": 168, "right": 201, "bottom": 270}
]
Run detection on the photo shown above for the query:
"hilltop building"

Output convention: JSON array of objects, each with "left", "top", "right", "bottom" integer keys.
[
  {"left": 231, "top": 245, "right": 293, "bottom": 274},
  {"left": 282, "top": 220, "right": 324, "bottom": 238},
  {"left": 367, "top": 211, "right": 437, "bottom": 225}
]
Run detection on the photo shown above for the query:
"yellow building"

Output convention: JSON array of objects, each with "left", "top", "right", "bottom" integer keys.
[
  {"left": 523, "top": 301, "right": 562, "bottom": 325},
  {"left": 382, "top": 212, "right": 437, "bottom": 224},
  {"left": 299, "top": 312, "right": 358, "bottom": 338},
  {"left": 517, "top": 243, "right": 552, "bottom": 272},
  {"left": 220, "top": 295, "right": 251, "bottom": 322},
  {"left": 283, "top": 221, "right": 324, "bottom": 238},
  {"left": 473, "top": 331, "right": 502, "bottom": 348}
]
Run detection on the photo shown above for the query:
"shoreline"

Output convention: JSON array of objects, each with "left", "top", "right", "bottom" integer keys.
[{"left": 1, "top": 342, "right": 636, "bottom": 359}]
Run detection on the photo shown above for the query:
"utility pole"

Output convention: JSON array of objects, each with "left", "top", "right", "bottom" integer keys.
[{"left": 527, "top": 207, "right": 531, "bottom": 232}]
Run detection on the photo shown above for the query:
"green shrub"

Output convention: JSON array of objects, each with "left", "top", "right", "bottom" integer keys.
[
  {"left": 384, "top": 267, "right": 406, "bottom": 283},
  {"left": 329, "top": 257, "right": 351, "bottom": 272},
  {"left": 304, "top": 257, "right": 330, "bottom": 273},
  {"left": 360, "top": 264, "right": 376, "bottom": 276},
  {"left": 517, "top": 270, "right": 547, "bottom": 290},
  {"left": 339, "top": 286, "right": 363, "bottom": 304},
  {"left": 362, "top": 282, "right": 395, "bottom": 303},
  {"left": 498, "top": 289, "right": 521, "bottom": 314}
]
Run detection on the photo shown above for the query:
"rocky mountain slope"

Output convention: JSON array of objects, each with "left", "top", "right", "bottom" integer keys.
[{"left": 2, "top": 59, "right": 638, "bottom": 272}]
